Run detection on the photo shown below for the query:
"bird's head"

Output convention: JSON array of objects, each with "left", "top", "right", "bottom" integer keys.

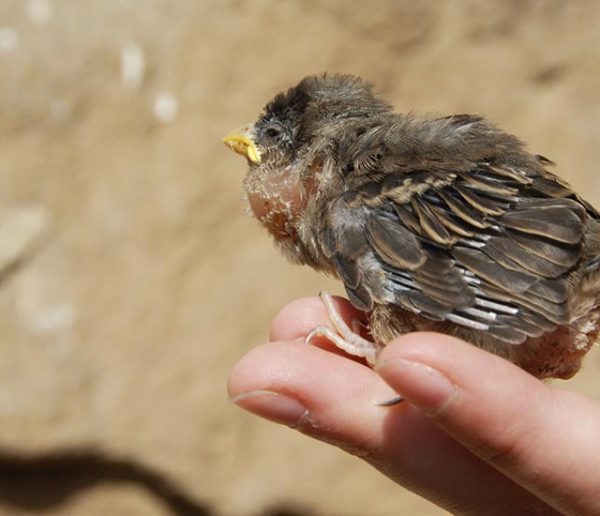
[
  {"left": 223, "top": 74, "right": 390, "bottom": 249},
  {"left": 224, "top": 74, "right": 390, "bottom": 169}
]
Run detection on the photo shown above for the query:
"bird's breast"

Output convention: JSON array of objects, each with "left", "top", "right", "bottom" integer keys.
[{"left": 244, "top": 165, "right": 303, "bottom": 241}]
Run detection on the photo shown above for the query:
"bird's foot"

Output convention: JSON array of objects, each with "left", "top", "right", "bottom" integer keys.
[
  {"left": 305, "top": 290, "right": 381, "bottom": 366},
  {"left": 306, "top": 291, "right": 404, "bottom": 406}
]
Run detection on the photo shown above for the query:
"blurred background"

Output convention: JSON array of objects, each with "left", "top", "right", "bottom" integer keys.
[{"left": 0, "top": 0, "right": 599, "bottom": 514}]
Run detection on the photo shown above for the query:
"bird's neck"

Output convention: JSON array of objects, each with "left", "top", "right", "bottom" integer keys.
[{"left": 244, "top": 163, "right": 304, "bottom": 242}]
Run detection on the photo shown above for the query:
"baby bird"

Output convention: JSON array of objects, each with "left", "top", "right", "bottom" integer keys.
[{"left": 224, "top": 74, "right": 600, "bottom": 380}]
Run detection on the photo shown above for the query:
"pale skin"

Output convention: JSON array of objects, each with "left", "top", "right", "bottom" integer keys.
[{"left": 228, "top": 296, "right": 600, "bottom": 515}]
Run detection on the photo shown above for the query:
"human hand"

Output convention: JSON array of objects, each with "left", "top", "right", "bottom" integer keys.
[{"left": 228, "top": 296, "right": 600, "bottom": 515}]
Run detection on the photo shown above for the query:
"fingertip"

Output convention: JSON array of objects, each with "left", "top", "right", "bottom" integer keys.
[
  {"left": 376, "top": 356, "right": 458, "bottom": 415},
  {"left": 227, "top": 342, "right": 271, "bottom": 399},
  {"left": 228, "top": 339, "right": 384, "bottom": 406}
]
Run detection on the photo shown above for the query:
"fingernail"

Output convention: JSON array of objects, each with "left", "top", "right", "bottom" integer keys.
[
  {"left": 377, "top": 358, "right": 456, "bottom": 414},
  {"left": 230, "top": 390, "right": 308, "bottom": 427}
]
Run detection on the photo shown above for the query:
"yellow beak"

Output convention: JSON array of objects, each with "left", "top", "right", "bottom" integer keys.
[{"left": 222, "top": 125, "right": 261, "bottom": 164}]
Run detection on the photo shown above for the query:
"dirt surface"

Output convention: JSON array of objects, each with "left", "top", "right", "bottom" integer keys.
[{"left": 0, "top": 1, "right": 599, "bottom": 515}]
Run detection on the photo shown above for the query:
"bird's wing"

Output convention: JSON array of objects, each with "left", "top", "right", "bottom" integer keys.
[{"left": 319, "top": 161, "right": 587, "bottom": 344}]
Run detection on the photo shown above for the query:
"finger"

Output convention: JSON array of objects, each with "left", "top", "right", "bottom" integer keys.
[
  {"left": 228, "top": 340, "right": 558, "bottom": 515},
  {"left": 377, "top": 333, "right": 600, "bottom": 516},
  {"left": 269, "top": 296, "right": 366, "bottom": 342}
]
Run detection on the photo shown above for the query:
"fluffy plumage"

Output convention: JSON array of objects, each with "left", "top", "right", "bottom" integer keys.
[{"left": 225, "top": 74, "right": 600, "bottom": 379}]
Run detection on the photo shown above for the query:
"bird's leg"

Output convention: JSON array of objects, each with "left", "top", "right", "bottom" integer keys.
[
  {"left": 305, "top": 291, "right": 381, "bottom": 366},
  {"left": 306, "top": 291, "right": 404, "bottom": 406}
]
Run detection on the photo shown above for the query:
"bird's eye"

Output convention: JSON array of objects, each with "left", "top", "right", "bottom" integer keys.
[{"left": 265, "top": 126, "right": 281, "bottom": 139}]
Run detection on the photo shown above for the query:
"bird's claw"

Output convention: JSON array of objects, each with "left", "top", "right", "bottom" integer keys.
[{"left": 305, "top": 291, "right": 380, "bottom": 366}]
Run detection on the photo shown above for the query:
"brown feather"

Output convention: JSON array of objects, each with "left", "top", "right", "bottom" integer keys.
[
  {"left": 507, "top": 230, "right": 581, "bottom": 268},
  {"left": 404, "top": 291, "right": 451, "bottom": 318},
  {"left": 451, "top": 247, "right": 537, "bottom": 293},
  {"left": 527, "top": 279, "right": 569, "bottom": 304},
  {"left": 454, "top": 185, "right": 507, "bottom": 216},
  {"left": 461, "top": 174, "right": 519, "bottom": 197},
  {"left": 439, "top": 190, "right": 489, "bottom": 229},
  {"left": 428, "top": 205, "right": 476, "bottom": 237},
  {"left": 411, "top": 198, "right": 455, "bottom": 245},
  {"left": 393, "top": 203, "right": 425, "bottom": 236},
  {"left": 366, "top": 212, "right": 426, "bottom": 270},
  {"left": 531, "top": 176, "right": 574, "bottom": 197},
  {"left": 496, "top": 315, "right": 546, "bottom": 338},
  {"left": 485, "top": 164, "right": 532, "bottom": 185},
  {"left": 485, "top": 236, "right": 569, "bottom": 278},
  {"left": 501, "top": 207, "right": 583, "bottom": 244},
  {"left": 345, "top": 282, "right": 374, "bottom": 312},
  {"left": 333, "top": 254, "right": 361, "bottom": 289},
  {"left": 482, "top": 283, "right": 569, "bottom": 324}
]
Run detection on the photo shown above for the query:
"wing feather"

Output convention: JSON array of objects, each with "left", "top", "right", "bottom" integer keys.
[
  {"left": 366, "top": 212, "right": 426, "bottom": 270},
  {"left": 320, "top": 158, "right": 587, "bottom": 346}
]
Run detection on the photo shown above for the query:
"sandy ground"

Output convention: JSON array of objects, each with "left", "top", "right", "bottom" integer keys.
[{"left": 0, "top": 1, "right": 599, "bottom": 515}]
